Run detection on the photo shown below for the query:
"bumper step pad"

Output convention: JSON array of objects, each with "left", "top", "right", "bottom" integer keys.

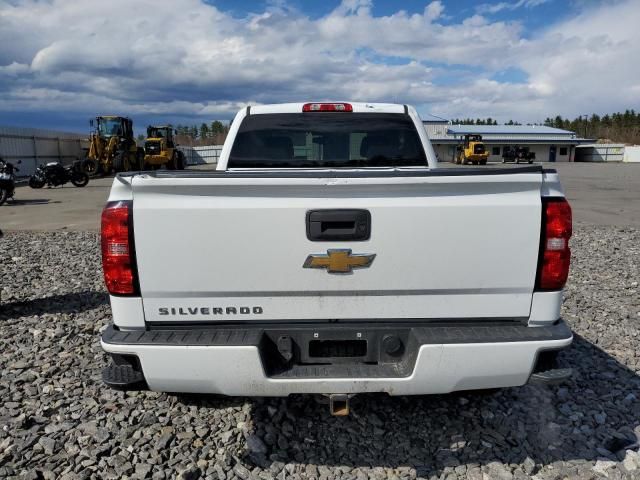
[
  {"left": 102, "top": 363, "right": 147, "bottom": 390},
  {"left": 529, "top": 368, "right": 573, "bottom": 385}
]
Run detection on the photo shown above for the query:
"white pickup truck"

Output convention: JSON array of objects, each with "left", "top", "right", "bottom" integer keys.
[{"left": 100, "top": 102, "right": 573, "bottom": 414}]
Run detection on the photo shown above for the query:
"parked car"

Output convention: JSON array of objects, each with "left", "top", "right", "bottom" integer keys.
[{"left": 99, "top": 102, "right": 573, "bottom": 415}]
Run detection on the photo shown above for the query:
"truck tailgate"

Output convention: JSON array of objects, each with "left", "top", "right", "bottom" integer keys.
[{"left": 131, "top": 169, "right": 543, "bottom": 323}]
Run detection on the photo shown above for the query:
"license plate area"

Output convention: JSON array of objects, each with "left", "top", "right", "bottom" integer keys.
[
  {"left": 260, "top": 327, "right": 413, "bottom": 376},
  {"left": 309, "top": 339, "right": 367, "bottom": 358}
]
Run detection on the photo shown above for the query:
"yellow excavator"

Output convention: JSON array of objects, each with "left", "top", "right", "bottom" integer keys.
[
  {"left": 85, "top": 116, "right": 145, "bottom": 174},
  {"left": 455, "top": 134, "right": 490, "bottom": 165},
  {"left": 143, "top": 125, "right": 185, "bottom": 170}
]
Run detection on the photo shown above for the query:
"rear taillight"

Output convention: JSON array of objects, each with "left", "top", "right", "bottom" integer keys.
[
  {"left": 101, "top": 201, "right": 138, "bottom": 295},
  {"left": 536, "top": 197, "right": 572, "bottom": 290},
  {"left": 302, "top": 103, "right": 353, "bottom": 112}
]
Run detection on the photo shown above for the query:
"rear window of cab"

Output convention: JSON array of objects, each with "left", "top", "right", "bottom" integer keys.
[{"left": 228, "top": 113, "right": 427, "bottom": 168}]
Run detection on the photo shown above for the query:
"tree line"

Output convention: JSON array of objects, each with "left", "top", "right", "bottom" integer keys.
[
  {"left": 543, "top": 110, "right": 640, "bottom": 144},
  {"left": 450, "top": 118, "right": 500, "bottom": 125},
  {"left": 174, "top": 120, "right": 231, "bottom": 146},
  {"left": 451, "top": 118, "right": 525, "bottom": 126},
  {"left": 451, "top": 110, "right": 640, "bottom": 143}
]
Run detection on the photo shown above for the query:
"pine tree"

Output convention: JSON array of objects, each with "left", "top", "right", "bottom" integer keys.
[
  {"left": 210, "top": 121, "right": 225, "bottom": 134},
  {"left": 554, "top": 116, "right": 564, "bottom": 129}
]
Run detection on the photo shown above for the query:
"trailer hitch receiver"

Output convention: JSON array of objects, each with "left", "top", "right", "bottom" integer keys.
[{"left": 328, "top": 394, "right": 351, "bottom": 416}]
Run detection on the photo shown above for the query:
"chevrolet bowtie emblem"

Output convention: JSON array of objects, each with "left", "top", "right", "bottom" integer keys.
[{"left": 303, "top": 249, "right": 376, "bottom": 274}]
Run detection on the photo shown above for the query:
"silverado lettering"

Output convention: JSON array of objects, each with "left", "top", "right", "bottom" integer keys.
[{"left": 158, "top": 307, "right": 263, "bottom": 315}]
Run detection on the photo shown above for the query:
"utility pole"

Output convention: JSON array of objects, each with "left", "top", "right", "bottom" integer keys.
[{"left": 579, "top": 114, "right": 589, "bottom": 138}]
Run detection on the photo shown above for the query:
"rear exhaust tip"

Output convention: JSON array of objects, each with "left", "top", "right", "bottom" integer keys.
[{"left": 328, "top": 394, "right": 351, "bottom": 416}]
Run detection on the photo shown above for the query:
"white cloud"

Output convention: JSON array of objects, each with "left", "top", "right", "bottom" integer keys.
[
  {"left": 424, "top": 1, "right": 445, "bottom": 22},
  {"left": 0, "top": 62, "right": 30, "bottom": 75},
  {"left": 476, "top": 0, "right": 551, "bottom": 15},
  {"left": 0, "top": 0, "right": 638, "bottom": 125},
  {"left": 330, "top": 0, "right": 372, "bottom": 17}
]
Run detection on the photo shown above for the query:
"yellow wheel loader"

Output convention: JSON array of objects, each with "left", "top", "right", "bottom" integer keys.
[
  {"left": 143, "top": 125, "right": 185, "bottom": 170},
  {"left": 85, "top": 116, "right": 144, "bottom": 174},
  {"left": 456, "top": 134, "right": 489, "bottom": 165}
]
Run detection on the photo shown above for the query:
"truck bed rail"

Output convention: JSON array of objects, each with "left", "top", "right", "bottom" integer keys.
[{"left": 119, "top": 165, "right": 545, "bottom": 180}]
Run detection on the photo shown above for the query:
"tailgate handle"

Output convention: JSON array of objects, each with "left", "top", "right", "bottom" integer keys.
[{"left": 306, "top": 209, "right": 371, "bottom": 241}]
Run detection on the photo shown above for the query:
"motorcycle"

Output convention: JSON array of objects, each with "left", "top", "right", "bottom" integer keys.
[
  {"left": 0, "top": 158, "right": 20, "bottom": 206},
  {"left": 29, "top": 161, "right": 89, "bottom": 189}
]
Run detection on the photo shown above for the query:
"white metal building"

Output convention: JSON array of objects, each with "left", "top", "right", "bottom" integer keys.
[
  {"left": 423, "top": 119, "right": 590, "bottom": 163},
  {"left": 0, "top": 126, "right": 88, "bottom": 177},
  {"left": 624, "top": 146, "right": 640, "bottom": 163},
  {"left": 574, "top": 144, "right": 625, "bottom": 162}
]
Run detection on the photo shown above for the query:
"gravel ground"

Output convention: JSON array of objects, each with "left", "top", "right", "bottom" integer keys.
[{"left": 1, "top": 225, "right": 639, "bottom": 480}]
